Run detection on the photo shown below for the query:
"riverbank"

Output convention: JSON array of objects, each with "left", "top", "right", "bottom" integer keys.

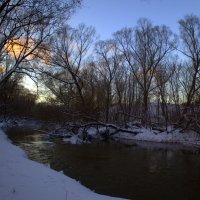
[
  {"left": 2, "top": 117, "right": 200, "bottom": 148},
  {"left": 113, "top": 127, "right": 200, "bottom": 148},
  {"left": 0, "top": 127, "right": 124, "bottom": 200}
]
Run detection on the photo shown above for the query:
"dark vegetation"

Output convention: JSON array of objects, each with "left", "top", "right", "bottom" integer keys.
[{"left": 0, "top": 1, "right": 200, "bottom": 137}]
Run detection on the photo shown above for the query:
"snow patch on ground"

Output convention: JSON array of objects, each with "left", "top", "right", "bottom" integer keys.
[
  {"left": 63, "top": 135, "right": 83, "bottom": 144},
  {"left": 0, "top": 128, "right": 124, "bottom": 200},
  {"left": 2, "top": 118, "right": 200, "bottom": 148},
  {"left": 114, "top": 128, "right": 200, "bottom": 147},
  {"left": 0, "top": 118, "right": 42, "bottom": 129}
]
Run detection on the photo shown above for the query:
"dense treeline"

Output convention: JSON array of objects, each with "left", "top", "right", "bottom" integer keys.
[
  {"left": 0, "top": 75, "right": 35, "bottom": 118},
  {"left": 39, "top": 15, "right": 200, "bottom": 132},
  {"left": 0, "top": 1, "right": 200, "bottom": 132},
  {"left": 0, "top": 0, "right": 81, "bottom": 120}
]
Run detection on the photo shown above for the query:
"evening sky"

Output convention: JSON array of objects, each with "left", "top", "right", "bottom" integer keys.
[{"left": 71, "top": 0, "right": 200, "bottom": 39}]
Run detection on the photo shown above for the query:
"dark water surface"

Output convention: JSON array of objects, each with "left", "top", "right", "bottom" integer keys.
[{"left": 6, "top": 127, "right": 200, "bottom": 200}]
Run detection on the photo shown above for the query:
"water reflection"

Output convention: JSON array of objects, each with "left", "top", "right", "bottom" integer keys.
[{"left": 6, "top": 127, "right": 200, "bottom": 200}]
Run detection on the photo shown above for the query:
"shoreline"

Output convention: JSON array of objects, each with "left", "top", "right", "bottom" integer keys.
[
  {"left": 0, "top": 127, "right": 124, "bottom": 200},
  {"left": 2, "top": 117, "right": 200, "bottom": 148}
]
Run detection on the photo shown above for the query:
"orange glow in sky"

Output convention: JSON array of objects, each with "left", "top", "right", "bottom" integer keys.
[
  {"left": 5, "top": 38, "right": 51, "bottom": 64},
  {"left": 5, "top": 38, "right": 36, "bottom": 60}
]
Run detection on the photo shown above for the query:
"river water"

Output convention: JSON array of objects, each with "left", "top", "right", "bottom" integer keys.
[{"left": 6, "top": 126, "right": 200, "bottom": 200}]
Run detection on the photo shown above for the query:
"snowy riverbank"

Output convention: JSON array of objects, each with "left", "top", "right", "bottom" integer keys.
[
  {"left": 2, "top": 118, "right": 200, "bottom": 148},
  {"left": 113, "top": 127, "right": 200, "bottom": 148},
  {"left": 0, "top": 128, "right": 124, "bottom": 200}
]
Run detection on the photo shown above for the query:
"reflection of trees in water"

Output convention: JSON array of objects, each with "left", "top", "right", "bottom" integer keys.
[
  {"left": 147, "top": 150, "right": 175, "bottom": 173},
  {"left": 6, "top": 126, "right": 200, "bottom": 200}
]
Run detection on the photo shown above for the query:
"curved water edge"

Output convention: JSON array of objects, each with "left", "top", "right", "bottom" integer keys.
[{"left": 6, "top": 126, "right": 200, "bottom": 200}]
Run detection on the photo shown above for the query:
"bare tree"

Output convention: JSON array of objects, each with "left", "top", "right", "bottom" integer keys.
[
  {"left": 114, "top": 18, "right": 176, "bottom": 125},
  {"left": 95, "top": 40, "right": 119, "bottom": 122},
  {"left": 0, "top": 0, "right": 81, "bottom": 84},
  {"left": 41, "top": 24, "right": 95, "bottom": 110},
  {"left": 154, "top": 60, "right": 176, "bottom": 129},
  {"left": 178, "top": 15, "right": 200, "bottom": 109},
  {"left": 80, "top": 61, "right": 104, "bottom": 116}
]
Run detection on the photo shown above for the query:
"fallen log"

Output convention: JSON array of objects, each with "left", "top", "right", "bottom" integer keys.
[{"left": 63, "top": 122, "right": 141, "bottom": 136}]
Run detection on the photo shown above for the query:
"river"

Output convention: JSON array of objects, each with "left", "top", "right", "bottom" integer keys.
[{"left": 6, "top": 126, "right": 200, "bottom": 200}]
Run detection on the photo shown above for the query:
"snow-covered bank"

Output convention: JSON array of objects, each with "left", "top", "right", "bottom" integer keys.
[
  {"left": 114, "top": 128, "right": 200, "bottom": 148},
  {"left": 0, "top": 128, "right": 124, "bottom": 200},
  {"left": 2, "top": 117, "right": 200, "bottom": 148}
]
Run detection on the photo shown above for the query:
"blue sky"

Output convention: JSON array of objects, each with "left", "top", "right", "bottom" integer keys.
[{"left": 71, "top": 0, "right": 200, "bottom": 39}]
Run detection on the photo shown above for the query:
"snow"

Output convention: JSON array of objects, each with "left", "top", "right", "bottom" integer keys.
[
  {"left": 63, "top": 135, "right": 83, "bottom": 144},
  {"left": 1, "top": 117, "right": 200, "bottom": 200},
  {"left": 0, "top": 118, "right": 42, "bottom": 129},
  {"left": 114, "top": 127, "right": 200, "bottom": 147},
  {"left": 0, "top": 127, "right": 124, "bottom": 200},
  {"left": 2, "top": 118, "right": 200, "bottom": 148}
]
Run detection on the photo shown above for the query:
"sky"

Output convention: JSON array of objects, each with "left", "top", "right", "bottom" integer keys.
[
  {"left": 24, "top": 0, "right": 200, "bottom": 94},
  {"left": 70, "top": 0, "right": 200, "bottom": 40}
]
